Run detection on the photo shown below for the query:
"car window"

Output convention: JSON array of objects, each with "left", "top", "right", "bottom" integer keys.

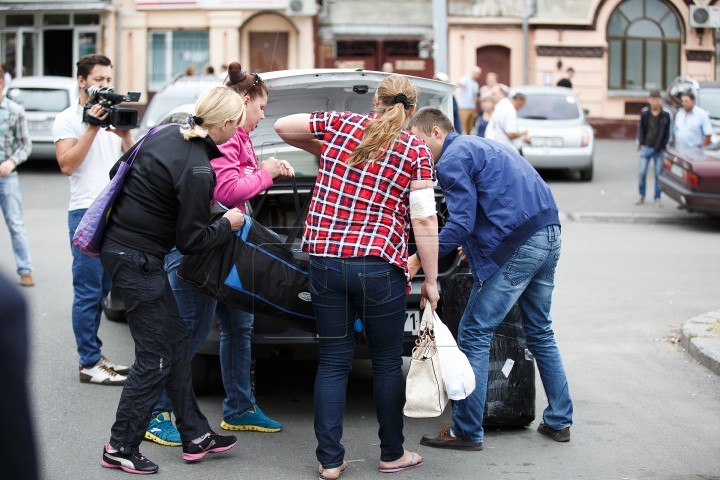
[
  {"left": 698, "top": 89, "right": 720, "bottom": 120},
  {"left": 6, "top": 87, "right": 70, "bottom": 112},
  {"left": 143, "top": 96, "right": 189, "bottom": 128},
  {"left": 518, "top": 94, "right": 581, "bottom": 120}
]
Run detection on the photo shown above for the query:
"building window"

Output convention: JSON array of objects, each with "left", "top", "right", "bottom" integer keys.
[
  {"left": 607, "top": 0, "right": 680, "bottom": 91},
  {"left": 148, "top": 30, "right": 209, "bottom": 91}
]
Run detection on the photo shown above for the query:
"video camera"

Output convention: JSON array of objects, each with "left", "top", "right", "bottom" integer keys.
[{"left": 82, "top": 86, "right": 141, "bottom": 130}]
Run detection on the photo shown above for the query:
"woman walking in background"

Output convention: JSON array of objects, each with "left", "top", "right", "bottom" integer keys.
[
  {"left": 275, "top": 75, "right": 440, "bottom": 479},
  {"left": 100, "top": 86, "right": 245, "bottom": 474},
  {"left": 475, "top": 96, "right": 495, "bottom": 138}
]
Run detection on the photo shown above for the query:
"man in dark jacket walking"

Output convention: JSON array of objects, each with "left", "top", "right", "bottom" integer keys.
[
  {"left": 407, "top": 107, "right": 573, "bottom": 451},
  {"left": 637, "top": 90, "right": 672, "bottom": 206}
]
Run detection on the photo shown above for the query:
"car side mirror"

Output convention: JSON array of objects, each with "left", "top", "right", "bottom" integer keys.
[{"left": 583, "top": 109, "right": 590, "bottom": 115}]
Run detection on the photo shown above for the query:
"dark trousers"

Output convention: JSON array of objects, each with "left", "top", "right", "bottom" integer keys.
[
  {"left": 309, "top": 255, "right": 407, "bottom": 469},
  {"left": 101, "top": 238, "right": 210, "bottom": 454}
]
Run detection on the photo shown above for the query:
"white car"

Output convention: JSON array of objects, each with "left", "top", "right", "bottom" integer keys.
[
  {"left": 5, "top": 76, "right": 79, "bottom": 161},
  {"left": 511, "top": 85, "right": 595, "bottom": 181}
]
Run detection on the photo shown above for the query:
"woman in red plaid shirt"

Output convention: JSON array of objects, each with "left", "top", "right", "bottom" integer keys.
[{"left": 276, "top": 75, "right": 440, "bottom": 479}]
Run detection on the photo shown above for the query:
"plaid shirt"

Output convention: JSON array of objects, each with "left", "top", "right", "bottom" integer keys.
[
  {"left": 305, "top": 111, "right": 434, "bottom": 280},
  {"left": 0, "top": 96, "right": 31, "bottom": 166}
]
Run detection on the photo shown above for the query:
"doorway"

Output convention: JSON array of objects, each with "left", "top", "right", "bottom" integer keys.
[
  {"left": 44, "top": 30, "right": 73, "bottom": 77},
  {"left": 476, "top": 45, "right": 511, "bottom": 86},
  {"left": 249, "top": 32, "right": 288, "bottom": 73}
]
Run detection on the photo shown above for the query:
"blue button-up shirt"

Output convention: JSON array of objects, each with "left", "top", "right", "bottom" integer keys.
[
  {"left": 673, "top": 105, "right": 713, "bottom": 149},
  {"left": 0, "top": 96, "right": 31, "bottom": 166}
]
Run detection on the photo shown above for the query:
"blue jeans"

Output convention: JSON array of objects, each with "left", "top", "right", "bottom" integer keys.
[
  {"left": 309, "top": 255, "right": 407, "bottom": 469},
  {"left": 69, "top": 209, "right": 111, "bottom": 368},
  {"left": 152, "top": 248, "right": 256, "bottom": 421},
  {"left": 638, "top": 146, "right": 664, "bottom": 200},
  {"left": 452, "top": 225, "right": 573, "bottom": 444},
  {"left": 0, "top": 172, "right": 32, "bottom": 275}
]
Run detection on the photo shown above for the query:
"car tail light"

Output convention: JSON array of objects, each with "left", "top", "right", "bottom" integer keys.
[
  {"left": 581, "top": 129, "right": 590, "bottom": 148},
  {"left": 684, "top": 170, "right": 699, "bottom": 186},
  {"left": 663, "top": 158, "right": 673, "bottom": 170}
]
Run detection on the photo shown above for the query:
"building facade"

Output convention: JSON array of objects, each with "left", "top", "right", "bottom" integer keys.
[
  {"left": 1, "top": 0, "right": 317, "bottom": 104},
  {"left": 447, "top": 0, "right": 717, "bottom": 135}
]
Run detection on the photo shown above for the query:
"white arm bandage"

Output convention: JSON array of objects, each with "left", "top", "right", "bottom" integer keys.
[{"left": 409, "top": 187, "right": 437, "bottom": 219}]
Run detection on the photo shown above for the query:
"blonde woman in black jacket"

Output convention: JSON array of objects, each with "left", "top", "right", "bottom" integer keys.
[{"left": 100, "top": 86, "right": 246, "bottom": 475}]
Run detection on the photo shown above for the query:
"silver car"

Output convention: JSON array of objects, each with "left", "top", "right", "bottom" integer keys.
[
  {"left": 511, "top": 85, "right": 595, "bottom": 181},
  {"left": 5, "top": 76, "right": 79, "bottom": 161}
]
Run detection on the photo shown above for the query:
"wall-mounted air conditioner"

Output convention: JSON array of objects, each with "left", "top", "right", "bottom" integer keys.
[
  {"left": 286, "top": 0, "right": 318, "bottom": 16},
  {"left": 689, "top": 5, "right": 720, "bottom": 28}
]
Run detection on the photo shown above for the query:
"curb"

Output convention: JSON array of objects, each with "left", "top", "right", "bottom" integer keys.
[
  {"left": 680, "top": 310, "right": 720, "bottom": 377},
  {"left": 559, "top": 211, "right": 718, "bottom": 225}
]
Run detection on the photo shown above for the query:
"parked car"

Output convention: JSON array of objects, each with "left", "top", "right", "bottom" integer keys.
[
  {"left": 510, "top": 85, "right": 595, "bottom": 181},
  {"left": 5, "top": 76, "right": 79, "bottom": 161},
  {"left": 660, "top": 144, "right": 720, "bottom": 216},
  {"left": 104, "top": 69, "right": 466, "bottom": 392},
  {"left": 138, "top": 74, "right": 222, "bottom": 138}
]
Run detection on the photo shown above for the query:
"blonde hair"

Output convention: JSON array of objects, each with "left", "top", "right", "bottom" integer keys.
[
  {"left": 347, "top": 74, "right": 419, "bottom": 167},
  {"left": 180, "top": 86, "right": 246, "bottom": 140}
]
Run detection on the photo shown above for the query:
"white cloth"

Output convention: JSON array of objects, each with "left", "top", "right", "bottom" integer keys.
[
  {"left": 485, "top": 98, "right": 520, "bottom": 151},
  {"left": 2, "top": 72, "right": 10, "bottom": 95},
  {"left": 457, "top": 76, "right": 479, "bottom": 109},
  {"left": 52, "top": 104, "right": 123, "bottom": 211},
  {"left": 673, "top": 105, "right": 713, "bottom": 149}
]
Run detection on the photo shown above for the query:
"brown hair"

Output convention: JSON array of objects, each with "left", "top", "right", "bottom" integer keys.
[
  {"left": 76, "top": 54, "right": 112, "bottom": 79},
  {"left": 407, "top": 107, "right": 455, "bottom": 136},
  {"left": 225, "top": 62, "right": 269, "bottom": 101},
  {"left": 347, "top": 74, "right": 419, "bottom": 167}
]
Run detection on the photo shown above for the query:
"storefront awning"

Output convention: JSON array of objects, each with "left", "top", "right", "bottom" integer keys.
[
  {"left": 319, "top": 25, "right": 433, "bottom": 41},
  {"left": 0, "top": 2, "right": 111, "bottom": 11}
]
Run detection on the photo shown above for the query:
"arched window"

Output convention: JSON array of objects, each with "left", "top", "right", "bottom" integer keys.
[{"left": 607, "top": 0, "right": 681, "bottom": 91}]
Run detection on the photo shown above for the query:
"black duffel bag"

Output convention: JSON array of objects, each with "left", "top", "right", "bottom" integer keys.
[
  {"left": 177, "top": 180, "right": 317, "bottom": 333},
  {"left": 439, "top": 272, "right": 536, "bottom": 427}
]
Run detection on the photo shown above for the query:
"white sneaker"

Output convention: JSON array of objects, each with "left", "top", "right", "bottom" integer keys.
[
  {"left": 100, "top": 355, "right": 131, "bottom": 375},
  {"left": 654, "top": 199, "right": 662, "bottom": 208},
  {"left": 79, "top": 361, "right": 127, "bottom": 385},
  {"left": 635, "top": 196, "right": 645, "bottom": 205}
]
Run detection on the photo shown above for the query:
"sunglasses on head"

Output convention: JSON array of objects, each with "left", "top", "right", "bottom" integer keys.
[{"left": 243, "top": 73, "right": 264, "bottom": 97}]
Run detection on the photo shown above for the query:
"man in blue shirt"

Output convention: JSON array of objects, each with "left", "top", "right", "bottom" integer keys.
[
  {"left": 0, "top": 66, "right": 34, "bottom": 287},
  {"left": 673, "top": 92, "right": 712, "bottom": 149},
  {"left": 407, "top": 107, "right": 573, "bottom": 450}
]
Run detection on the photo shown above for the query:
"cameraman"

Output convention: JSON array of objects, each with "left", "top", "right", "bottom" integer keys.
[{"left": 52, "top": 54, "right": 134, "bottom": 385}]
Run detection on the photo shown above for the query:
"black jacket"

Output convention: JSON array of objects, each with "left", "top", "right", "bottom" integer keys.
[
  {"left": 637, "top": 106, "right": 672, "bottom": 152},
  {"left": 105, "top": 126, "right": 232, "bottom": 258}
]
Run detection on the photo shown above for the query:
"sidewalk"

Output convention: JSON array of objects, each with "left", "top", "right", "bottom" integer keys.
[{"left": 681, "top": 310, "right": 720, "bottom": 377}]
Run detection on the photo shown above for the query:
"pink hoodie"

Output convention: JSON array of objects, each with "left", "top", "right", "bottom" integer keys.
[{"left": 211, "top": 127, "right": 273, "bottom": 213}]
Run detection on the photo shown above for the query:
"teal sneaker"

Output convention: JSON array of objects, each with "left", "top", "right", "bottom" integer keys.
[
  {"left": 145, "top": 412, "right": 181, "bottom": 446},
  {"left": 221, "top": 404, "right": 282, "bottom": 432}
]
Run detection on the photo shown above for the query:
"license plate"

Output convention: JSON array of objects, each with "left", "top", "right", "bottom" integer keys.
[
  {"left": 531, "top": 137, "right": 563, "bottom": 148},
  {"left": 28, "top": 120, "right": 53, "bottom": 132},
  {"left": 670, "top": 163, "right": 684, "bottom": 178},
  {"left": 404, "top": 310, "right": 420, "bottom": 334}
]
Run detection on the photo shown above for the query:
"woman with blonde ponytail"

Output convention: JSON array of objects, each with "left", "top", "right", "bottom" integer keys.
[
  {"left": 98, "top": 86, "right": 245, "bottom": 474},
  {"left": 275, "top": 74, "right": 440, "bottom": 479}
]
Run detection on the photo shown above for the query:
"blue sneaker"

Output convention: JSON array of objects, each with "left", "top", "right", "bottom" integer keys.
[
  {"left": 145, "top": 412, "right": 181, "bottom": 446},
  {"left": 220, "top": 404, "right": 282, "bottom": 432}
]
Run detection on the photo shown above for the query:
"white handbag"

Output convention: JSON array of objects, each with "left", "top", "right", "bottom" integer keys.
[{"left": 403, "top": 305, "right": 449, "bottom": 418}]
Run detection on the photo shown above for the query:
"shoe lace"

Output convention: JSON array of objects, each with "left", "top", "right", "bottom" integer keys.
[
  {"left": 438, "top": 425, "right": 451, "bottom": 437},
  {"left": 98, "top": 365, "right": 118, "bottom": 377},
  {"left": 133, "top": 453, "right": 147, "bottom": 461},
  {"left": 101, "top": 355, "right": 119, "bottom": 368}
]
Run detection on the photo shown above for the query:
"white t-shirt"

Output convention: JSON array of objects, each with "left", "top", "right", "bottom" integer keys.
[
  {"left": 485, "top": 97, "right": 520, "bottom": 151},
  {"left": 52, "top": 104, "right": 123, "bottom": 211},
  {"left": 457, "top": 76, "right": 479, "bottom": 109}
]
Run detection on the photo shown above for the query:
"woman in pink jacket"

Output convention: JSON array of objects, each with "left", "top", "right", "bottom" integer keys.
[{"left": 212, "top": 62, "right": 293, "bottom": 432}]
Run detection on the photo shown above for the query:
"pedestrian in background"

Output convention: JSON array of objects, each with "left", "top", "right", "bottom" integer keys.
[
  {"left": 433, "top": 71, "right": 462, "bottom": 133},
  {"left": 100, "top": 86, "right": 245, "bottom": 474},
  {"left": 0, "top": 66, "right": 34, "bottom": 287},
  {"left": 53, "top": 54, "right": 134, "bottom": 386},
  {"left": 145, "top": 62, "right": 291, "bottom": 448},
  {"left": 673, "top": 91, "right": 712, "bottom": 149},
  {"left": 485, "top": 85, "right": 528, "bottom": 151},
  {"left": 275, "top": 74, "right": 439, "bottom": 479},
  {"left": 457, "top": 66, "right": 482, "bottom": 134},
  {"left": 408, "top": 107, "right": 573, "bottom": 452},
  {"left": 557, "top": 67, "right": 575, "bottom": 88},
  {"left": 636, "top": 90, "right": 672, "bottom": 207},
  {"left": 475, "top": 96, "right": 495, "bottom": 138},
  {"left": 478, "top": 71, "right": 500, "bottom": 101}
]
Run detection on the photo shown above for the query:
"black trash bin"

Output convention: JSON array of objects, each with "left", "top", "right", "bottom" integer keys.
[{"left": 439, "top": 273, "right": 536, "bottom": 427}]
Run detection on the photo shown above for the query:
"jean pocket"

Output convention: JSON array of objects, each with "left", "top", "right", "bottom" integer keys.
[
  {"left": 358, "top": 272, "right": 391, "bottom": 304},
  {"left": 504, "top": 245, "right": 546, "bottom": 286},
  {"left": 309, "top": 260, "right": 328, "bottom": 295},
  {"left": 546, "top": 249, "right": 560, "bottom": 283}
]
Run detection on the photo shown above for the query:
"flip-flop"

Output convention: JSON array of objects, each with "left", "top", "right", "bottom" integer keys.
[
  {"left": 378, "top": 453, "right": 424, "bottom": 473},
  {"left": 318, "top": 460, "right": 347, "bottom": 480}
]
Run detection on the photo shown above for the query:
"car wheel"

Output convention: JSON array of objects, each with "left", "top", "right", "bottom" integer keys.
[
  {"left": 191, "top": 354, "right": 215, "bottom": 395},
  {"left": 103, "top": 287, "right": 126, "bottom": 322},
  {"left": 579, "top": 163, "right": 593, "bottom": 182}
]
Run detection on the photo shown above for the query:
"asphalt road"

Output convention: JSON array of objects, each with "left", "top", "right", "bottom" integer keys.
[{"left": 2, "top": 140, "right": 720, "bottom": 479}]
